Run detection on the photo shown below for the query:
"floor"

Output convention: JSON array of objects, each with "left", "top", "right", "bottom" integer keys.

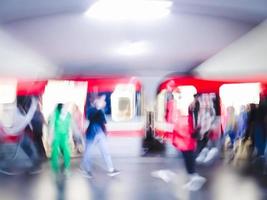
[{"left": 0, "top": 155, "right": 266, "bottom": 200}]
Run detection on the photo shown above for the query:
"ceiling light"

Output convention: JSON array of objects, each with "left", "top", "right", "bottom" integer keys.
[{"left": 85, "top": 0, "right": 172, "bottom": 22}]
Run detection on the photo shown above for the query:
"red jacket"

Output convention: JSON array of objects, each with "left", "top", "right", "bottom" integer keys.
[{"left": 166, "top": 100, "right": 196, "bottom": 151}]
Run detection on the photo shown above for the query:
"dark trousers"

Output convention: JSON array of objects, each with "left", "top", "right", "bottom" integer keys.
[
  {"left": 253, "top": 123, "right": 266, "bottom": 156},
  {"left": 21, "top": 135, "right": 40, "bottom": 166},
  {"left": 33, "top": 133, "right": 47, "bottom": 160},
  {"left": 181, "top": 150, "right": 196, "bottom": 174}
]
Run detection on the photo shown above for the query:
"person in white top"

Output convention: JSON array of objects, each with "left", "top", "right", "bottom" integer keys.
[{"left": 0, "top": 96, "right": 39, "bottom": 174}]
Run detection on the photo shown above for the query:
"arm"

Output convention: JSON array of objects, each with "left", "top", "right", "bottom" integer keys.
[
  {"left": 4, "top": 97, "right": 37, "bottom": 134},
  {"left": 48, "top": 114, "right": 55, "bottom": 145},
  {"left": 71, "top": 117, "right": 81, "bottom": 136},
  {"left": 100, "top": 110, "right": 107, "bottom": 133}
]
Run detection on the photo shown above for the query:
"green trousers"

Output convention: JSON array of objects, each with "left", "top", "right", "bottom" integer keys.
[{"left": 51, "top": 134, "right": 71, "bottom": 173}]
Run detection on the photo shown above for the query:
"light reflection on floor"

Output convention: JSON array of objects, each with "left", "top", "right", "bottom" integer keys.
[{"left": 0, "top": 157, "right": 264, "bottom": 200}]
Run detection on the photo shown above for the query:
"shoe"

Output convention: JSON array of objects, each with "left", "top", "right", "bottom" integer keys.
[
  {"left": 151, "top": 169, "right": 176, "bottom": 183},
  {"left": 107, "top": 169, "right": 120, "bottom": 177},
  {"left": 203, "top": 148, "right": 219, "bottom": 165},
  {"left": 184, "top": 174, "right": 206, "bottom": 191},
  {"left": 80, "top": 169, "right": 93, "bottom": 179},
  {"left": 196, "top": 148, "right": 209, "bottom": 164}
]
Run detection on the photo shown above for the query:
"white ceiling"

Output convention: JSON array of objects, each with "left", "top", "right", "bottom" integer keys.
[{"left": 0, "top": 0, "right": 266, "bottom": 78}]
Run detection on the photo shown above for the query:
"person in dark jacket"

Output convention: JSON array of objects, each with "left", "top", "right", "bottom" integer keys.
[
  {"left": 80, "top": 95, "right": 120, "bottom": 178},
  {"left": 31, "top": 102, "right": 47, "bottom": 161}
]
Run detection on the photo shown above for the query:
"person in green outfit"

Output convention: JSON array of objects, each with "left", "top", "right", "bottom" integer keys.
[{"left": 49, "top": 103, "right": 72, "bottom": 175}]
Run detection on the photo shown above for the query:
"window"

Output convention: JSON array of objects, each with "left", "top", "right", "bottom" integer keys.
[{"left": 111, "top": 84, "right": 135, "bottom": 121}]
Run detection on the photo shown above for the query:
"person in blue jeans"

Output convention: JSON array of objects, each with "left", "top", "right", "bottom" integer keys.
[
  {"left": 81, "top": 95, "right": 120, "bottom": 178},
  {"left": 225, "top": 106, "right": 237, "bottom": 147}
]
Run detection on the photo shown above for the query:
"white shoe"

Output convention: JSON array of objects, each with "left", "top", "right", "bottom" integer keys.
[
  {"left": 196, "top": 148, "right": 209, "bottom": 164},
  {"left": 183, "top": 174, "right": 206, "bottom": 191},
  {"left": 107, "top": 169, "right": 120, "bottom": 177},
  {"left": 203, "top": 148, "right": 219, "bottom": 165},
  {"left": 151, "top": 170, "right": 176, "bottom": 183}
]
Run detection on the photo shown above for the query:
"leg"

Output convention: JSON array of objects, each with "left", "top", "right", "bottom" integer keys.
[
  {"left": 20, "top": 135, "right": 33, "bottom": 159},
  {"left": 60, "top": 137, "right": 71, "bottom": 171},
  {"left": 228, "top": 130, "right": 236, "bottom": 146},
  {"left": 51, "top": 140, "right": 60, "bottom": 173},
  {"left": 96, "top": 133, "right": 114, "bottom": 172},
  {"left": 73, "top": 134, "right": 83, "bottom": 153},
  {"left": 196, "top": 135, "right": 209, "bottom": 155},
  {"left": 254, "top": 124, "right": 266, "bottom": 156},
  {"left": 81, "top": 139, "right": 94, "bottom": 172},
  {"left": 34, "top": 133, "right": 47, "bottom": 160},
  {"left": 182, "top": 150, "right": 206, "bottom": 191},
  {"left": 21, "top": 134, "right": 40, "bottom": 166},
  {"left": 181, "top": 150, "right": 196, "bottom": 175}
]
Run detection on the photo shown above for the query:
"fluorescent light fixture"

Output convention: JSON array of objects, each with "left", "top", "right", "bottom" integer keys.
[
  {"left": 85, "top": 0, "right": 172, "bottom": 22},
  {"left": 115, "top": 41, "right": 150, "bottom": 56}
]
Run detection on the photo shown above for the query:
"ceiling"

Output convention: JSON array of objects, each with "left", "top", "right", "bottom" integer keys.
[
  {"left": 0, "top": 0, "right": 267, "bottom": 78},
  {"left": 195, "top": 19, "right": 267, "bottom": 78}
]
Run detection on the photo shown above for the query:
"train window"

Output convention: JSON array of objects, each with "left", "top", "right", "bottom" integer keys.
[
  {"left": 173, "top": 86, "right": 197, "bottom": 116},
  {"left": 0, "top": 79, "right": 17, "bottom": 104},
  {"left": 156, "top": 85, "right": 196, "bottom": 122},
  {"left": 42, "top": 80, "right": 88, "bottom": 120},
  {"left": 0, "top": 79, "right": 17, "bottom": 127},
  {"left": 111, "top": 84, "right": 135, "bottom": 121},
  {"left": 118, "top": 97, "right": 131, "bottom": 117},
  {"left": 220, "top": 83, "right": 260, "bottom": 115},
  {"left": 118, "top": 97, "right": 130, "bottom": 111}
]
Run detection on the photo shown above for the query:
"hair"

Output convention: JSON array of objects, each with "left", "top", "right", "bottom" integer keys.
[
  {"left": 56, "top": 103, "right": 63, "bottom": 114},
  {"left": 193, "top": 93, "right": 200, "bottom": 98}
]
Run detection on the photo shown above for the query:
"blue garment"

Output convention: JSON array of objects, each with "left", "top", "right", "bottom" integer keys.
[
  {"left": 237, "top": 112, "right": 248, "bottom": 138},
  {"left": 253, "top": 122, "right": 266, "bottom": 156},
  {"left": 227, "top": 130, "right": 236, "bottom": 145},
  {"left": 86, "top": 108, "right": 107, "bottom": 141},
  {"left": 82, "top": 131, "right": 114, "bottom": 172}
]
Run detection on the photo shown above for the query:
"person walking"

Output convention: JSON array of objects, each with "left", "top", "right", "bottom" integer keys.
[
  {"left": 168, "top": 93, "right": 206, "bottom": 191},
  {"left": 49, "top": 103, "right": 72, "bottom": 176},
  {"left": 81, "top": 95, "right": 120, "bottom": 178}
]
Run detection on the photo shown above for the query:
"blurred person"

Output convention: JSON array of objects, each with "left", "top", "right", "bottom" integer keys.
[
  {"left": 242, "top": 99, "right": 267, "bottom": 172},
  {"left": 49, "top": 103, "right": 72, "bottom": 176},
  {"left": 253, "top": 96, "right": 267, "bottom": 157},
  {"left": 236, "top": 105, "right": 249, "bottom": 139},
  {"left": 167, "top": 93, "right": 206, "bottom": 191},
  {"left": 0, "top": 96, "right": 39, "bottom": 174},
  {"left": 80, "top": 95, "right": 120, "bottom": 178},
  {"left": 71, "top": 104, "right": 86, "bottom": 154},
  {"left": 17, "top": 96, "right": 45, "bottom": 173},
  {"left": 165, "top": 91, "right": 177, "bottom": 123},
  {"left": 190, "top": 94, "right": 200, "bottom": 128},
  {"left": 234, "top": 103, "right": 257, "bottom": 164},
  {"left": 196, "top": 119, "right": 221, "bottom": 166},
  {"left": 29, "top": 98, "right": 47, "bottom": 161},
  {"left": 244, "top": 104, "right": 257, "bottom": 140},
  {"left": 229, "top": 104, "right": 256, "bottom": 169},
  {"left": 195, "top": 95, "right": 220, "bottom": 166},
  {"left": 55, "top": 170, "right": 66, "bottom": 200},
  {"left": 224, "top": 106, "right": 237, "bottom": 147}
]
